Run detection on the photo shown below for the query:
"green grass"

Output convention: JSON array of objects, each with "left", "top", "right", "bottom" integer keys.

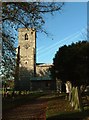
[
  {"left": 46, "top": 109, "right": 89, "bottom": 120},
  {"left": 46, "top": 94, "right": 89, "bottom": 120}
]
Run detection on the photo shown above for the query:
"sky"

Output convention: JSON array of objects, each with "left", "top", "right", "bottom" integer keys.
[
  {"left": 36, "top": 2, "right": 87, "bottom": 64},
  {"left": 42, "top": 0, "right": 88, "bottom": 1}
]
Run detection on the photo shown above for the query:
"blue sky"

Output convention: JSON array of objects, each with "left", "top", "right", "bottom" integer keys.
[{"left": 36, "top": 2, "right": 87, "bottom": 64}]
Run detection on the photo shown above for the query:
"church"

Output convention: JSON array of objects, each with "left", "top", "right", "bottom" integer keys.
[{"left": 15, "top": 28, "right": 56, "bottom": 91}]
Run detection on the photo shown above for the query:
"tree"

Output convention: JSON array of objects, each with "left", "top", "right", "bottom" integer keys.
[
  {"left": 1, "top": 32, "right": 16, "bottom": 80},
  {"left": 52, "top": 41, "right": 89, "bottom": 110},
  {"left": 53, "top": 41, "right": 89, "bottom": 86},
  {"left": 2, "top": 2, "right": 64, "bottom": 32},
  {"left": 2, "top": 2, "right": 64, "bottom": 81}
]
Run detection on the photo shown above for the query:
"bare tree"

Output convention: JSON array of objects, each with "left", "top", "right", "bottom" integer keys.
[{"left": 2, "top": 2, "right": 64, "bottom": 80}]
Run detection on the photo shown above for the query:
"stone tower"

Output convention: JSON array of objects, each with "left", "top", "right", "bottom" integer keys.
[{"left": 18, "top": 28, "right": 36, "bottom": 82}]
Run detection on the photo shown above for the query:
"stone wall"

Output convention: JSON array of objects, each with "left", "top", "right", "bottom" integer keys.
[{"left": 36, "top": 64, "right": 52, "bottom": 79}]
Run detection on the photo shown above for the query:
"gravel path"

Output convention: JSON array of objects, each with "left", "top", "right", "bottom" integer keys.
[{"left": 2, "top": 98, "right": 47, "bottom": 120}]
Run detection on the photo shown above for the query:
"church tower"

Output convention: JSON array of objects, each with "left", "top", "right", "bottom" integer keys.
[{"left": 18, "top": 28, "right": 36, "bottom": 81}]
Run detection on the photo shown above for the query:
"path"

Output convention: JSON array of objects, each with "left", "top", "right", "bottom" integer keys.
[{"left": 2, "top": 98, "right": 47, "bottom": 120}]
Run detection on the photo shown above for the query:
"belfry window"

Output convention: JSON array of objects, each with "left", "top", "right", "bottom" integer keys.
[{"left": 25, "top": 33, "right": 28, "bottom": 40}]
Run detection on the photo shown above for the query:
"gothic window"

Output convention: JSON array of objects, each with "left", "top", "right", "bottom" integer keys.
[
  {"left": 25, "top": 61, "right": 28, "bottom": 64},
  {"left": 31, "top": 31, "right": 33, "bottom": 34},
  {"left": 25, "top": 33, "right": 28, "bottom": 40}
]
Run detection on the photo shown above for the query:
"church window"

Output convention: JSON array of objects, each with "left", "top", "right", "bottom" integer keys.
[
  {"left": 25, "top": 61, "right": 28, "bottom": 64},
  {"left": 25, "top": 33, "right": 28, "bottom": 40},
  {"left": 31, "top": 31, "right": 33, "bottom": 34}
]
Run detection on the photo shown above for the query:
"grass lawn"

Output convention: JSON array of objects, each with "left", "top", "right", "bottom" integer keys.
[
  {"left": 46, "top": 109, "right": 89, "bottom": 120},
  {"left": 46, "top": 94, "right": 89, "bottom": 120},
  {"left": 46, "top": 94, "right": 74, "bottom": 119}
]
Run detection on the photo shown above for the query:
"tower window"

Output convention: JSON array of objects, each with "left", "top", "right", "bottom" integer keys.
[
  {"left": 31, "top": 31, "right": 33, "bottom": 34},
  {"left": 25, "top": 33, "right": 28, "bottom": 40},
  {"left": 25, "top": 61, "right": 28, "bottom": 64}
]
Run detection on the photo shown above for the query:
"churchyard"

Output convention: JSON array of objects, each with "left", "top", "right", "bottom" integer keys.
[{"left": 2, "top": 91, "right": 89, "bottom": 120}]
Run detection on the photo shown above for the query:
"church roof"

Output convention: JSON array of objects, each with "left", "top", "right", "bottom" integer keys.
[
  {"left": 30, "top": 76, "right": 52, "bottom": 81},
  {"left": 36, "top": 63, "right": 53, "bottom": 67}
]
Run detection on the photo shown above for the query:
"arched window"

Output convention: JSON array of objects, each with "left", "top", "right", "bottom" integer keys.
[
  {"left": 25, "top": 33, "right": 28, "bottom": 40},
  {"left": 31, "top": 31, "right": 33, "bottom": 35}
]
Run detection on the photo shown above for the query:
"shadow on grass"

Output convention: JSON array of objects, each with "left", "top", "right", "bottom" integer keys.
[
  {"left": 39, "top": 92, "right": 66, "bottom": 101},
  {"left": 46, "top": 109, "right": 89, "bottom": 120},
  {"left": 2, "top": 92, "right": 46, "bottom": 112}
]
